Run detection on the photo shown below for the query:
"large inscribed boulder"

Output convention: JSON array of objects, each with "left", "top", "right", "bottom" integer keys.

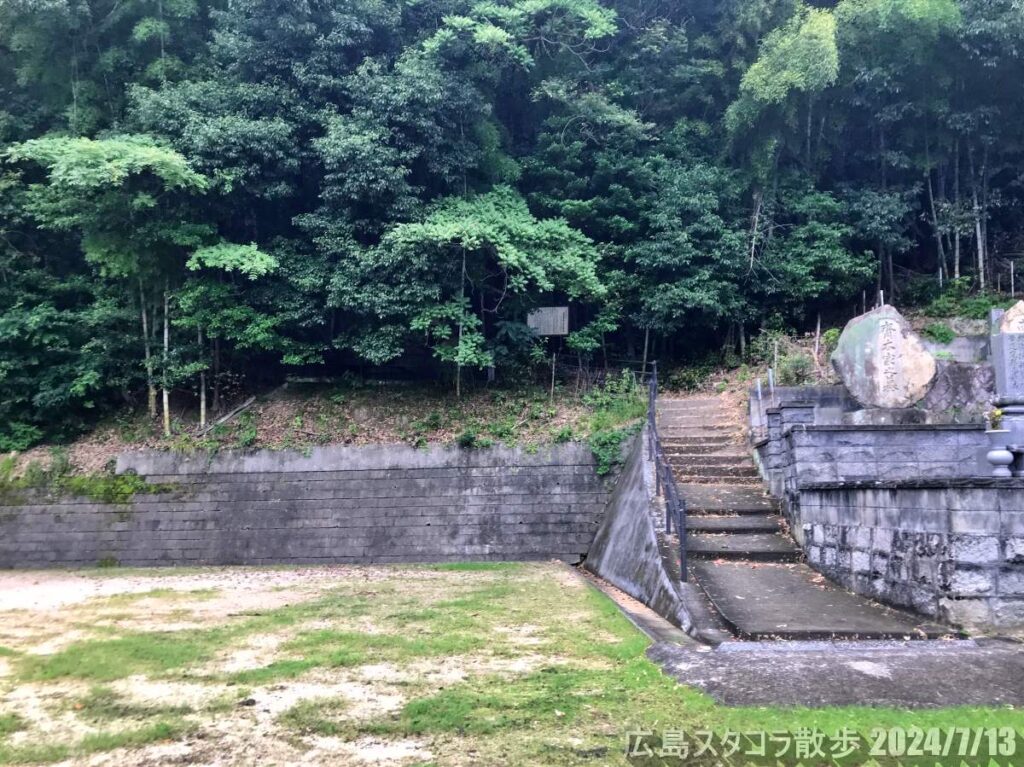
[
  {"left": 831, "top": 305, "right": 937, "bottom": 409},
  {"left": 999, "top": 300, "right": 1024, "bottom": 334}
]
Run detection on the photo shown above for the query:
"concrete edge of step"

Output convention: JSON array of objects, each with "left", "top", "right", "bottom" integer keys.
[
  {"left": 676, "top": 580, "right": 735, "bottom": 646},
  {"left": 575, "top": 566, "right": 702, "bottom": 646}
]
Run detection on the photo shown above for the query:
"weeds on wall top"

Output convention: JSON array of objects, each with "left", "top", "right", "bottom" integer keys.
[
  {"left": 583, "top": 371, "right": 646, "bottom": 475},
  {"left": 0, "top": 450, "right": 165, "bottom": 504}
]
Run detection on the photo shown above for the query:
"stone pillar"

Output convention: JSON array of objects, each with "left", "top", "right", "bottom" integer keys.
[
  {"left": 990, "top": 302, "right": 1024, "bottom": 464},
  {"left": 779, "top": 402, "right": 816, "bottom": 430},
  {"left": 760, "top": 409, "right": 784, "bottom": 498}
]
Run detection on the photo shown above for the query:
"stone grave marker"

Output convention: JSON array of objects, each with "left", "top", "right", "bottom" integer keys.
[
  {"left": 993, "top": 300, "right": 1024, "bottom": 404},
  {"left": 831, "top": 305, "right": 937, "bottom": 409}
]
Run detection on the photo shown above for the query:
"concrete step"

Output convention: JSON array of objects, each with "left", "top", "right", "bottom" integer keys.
[
  {"left": 690, "top": 561, "right": 956, "bottom": 640},
  {"left": 661, "top": 441, "right": 738, "bottom": 455},
  {"left": 657, "top": 398, "right": 724, "bottom": 409},
  {"left": 686, "top": 515, "right": 783, "bottom": 534},
  {"left": 658, "top": 415, "right": 729, "bottom": 426},
  {"left": 665, "top": 452, "right": 751, "bottom": 463},
  {"left": 659, "top": 423, "right": 733, "bottom": 436},
  {"left": 658, "top": 404, "right": 726, "bottom": 413},
  {"left": 679, "top": 484, "right": 777, "bottom": 513},
  {"left": 673, "top": 474, "right": 763, "bottom": 486},
  {"left": 687, "top": 533, "right": 801, "bottom": 562},
  {"left": 659, "top": 440, "right": 741, "bottom": 452},
  {"left": 662, "top": 436, "right": 735, "bottom": 446},
  {"left": 688, "top": 506, "right": 777, "bottom": 517},
  {"left": 669, "top": 461, "right": 759, "bottom": 478}
]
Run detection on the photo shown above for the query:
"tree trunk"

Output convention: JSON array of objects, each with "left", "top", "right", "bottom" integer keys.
[
  {"left": 139, "top": 278, "right": 157, "bottom": 418},
  {"left": 748, "top": 189, "right": 763, "bottom": 269},
  {"left": 456, "top": 246, "right": 466, "bottom": 399},
  {"left": 813, "top": 312, "right": 821, "bottom": 369},
  {"left": 198, "top": 326, "right": 206, "bottom": 430},
  {"left": 876, "top": 244, "right": 884, "bottom": 299},
  {"left": 968, "top": 143, "right": 986, "bottom": 291},
  {"left": 982, "top": 145, "right": 991, "bottom": 288},
  {"left": 805, "top": 97, "right": 813, "bottom": 169},
  {"left": 162, "top": 280, "right": 171, "bottom": 437},
  {"left": 886, "top": 247, "right": 895, "bottom": 303},
  {"left": 954, "top": 139, "right": 961, "bottom": 280},
  {"left": 641, "top": 327, "right": 650, "bottom": 375},
  {"left": 926, "top": 168, "right": 946, "bottom": 286},
  {"left": 212, "top": 337, "right": 221, "bottom": 414}
]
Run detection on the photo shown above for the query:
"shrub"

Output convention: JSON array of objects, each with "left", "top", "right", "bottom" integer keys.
[
  {"left": 922, "top": 322, "right": 956, "bottom": 345},
  {"left": 233, "top": 412, "right": 258, "bottom": 448},
  {"left": 748, "top": 329, "right": 791, "bottom": 365},
  {"left": 455, "top": 429, "right": 477, "bottom": 448},
  {"left": 666, "top": 365, "right": 712, "bottom": 392},
  {"left": 925, "top": 278, "right": 1014, "bottom": 319},
  {"left": 901, "top": 272, "right": 945, "bottom": 307},
  {"left": 583, "top": 371, "right": 645, "bottom": 430},
  {"left": 822, "top": 328, "right": 841, "bottom": 355},
  {"left": 588, "top": 424, "right": 640, "bottom": 476},
  {"left": 0, "top": 422, "right": 43, "bottom": 452},
  {"left": 552, "top": 426, "right": 574, "bottom": 443},
  {"left": 776, "top": 353, "right": 813, "bottom": 386},
  {"left": 455, "top": 429, "right": 492, "bottom": 449}
]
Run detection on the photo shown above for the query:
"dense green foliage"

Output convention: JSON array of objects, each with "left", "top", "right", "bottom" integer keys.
[{"left": 2, "top": 0, "right": 1024, "bottom": 445}]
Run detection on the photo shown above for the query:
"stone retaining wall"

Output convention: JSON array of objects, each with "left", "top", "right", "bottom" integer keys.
[
  {"left": 796, "top": 481, "right": 1024, "bottom": 629},
  {"left": 583, "top": 428, "right": 725, "bottom": 643},
  {"left": 754, "top": 403, "right": 987, "bottom": 509},
  {"left": 0, "top": 443, "right": 610, "bottom": 568},
  {"left": 752, "top": 401, "right": 1024, "bottom": 629}
]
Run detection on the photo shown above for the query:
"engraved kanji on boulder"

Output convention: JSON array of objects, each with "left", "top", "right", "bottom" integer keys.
[{"left": 831, "top": 305, "right": 938, "bottom": 409}]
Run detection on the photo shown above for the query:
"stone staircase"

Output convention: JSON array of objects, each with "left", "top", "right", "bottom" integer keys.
[
  {"left": 658, "top": 397, "right": 799, "bottom": 563},
  {"left": 658, "top": 396, "right": 954, "bottom": 641}
]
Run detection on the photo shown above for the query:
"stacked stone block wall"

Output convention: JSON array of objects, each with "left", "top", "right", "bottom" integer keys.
[
  {"left": 754, "top": 402, "right": 1024, "bottom": 628},
  {"left": 797, "top": 482, "right": 1024, "bottom": 629},
  {"left": 0, "top": 443, "right": 610, "bottom": 568}
]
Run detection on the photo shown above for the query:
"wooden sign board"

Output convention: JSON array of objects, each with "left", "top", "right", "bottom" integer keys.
[{"left": 527, "top": 307, "right": 569, "bottom": 336}]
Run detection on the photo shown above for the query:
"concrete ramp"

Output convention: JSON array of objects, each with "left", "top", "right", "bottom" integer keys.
[{"left": 692, "top": 561, "right": 950, "bottom": 640}]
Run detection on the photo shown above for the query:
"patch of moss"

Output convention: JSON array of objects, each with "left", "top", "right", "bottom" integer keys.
[
  {"left": 430, "top": 562, "right": 520, "bottom": 572},
  {"left": 0, "top": 463, "right": 170, "bottom": 506},
  {"left": 0, "top": 713, "right": 25, "bottom": 738},
  {"left": 88, "top": 587, "right": 219, "bottom": 607},
  {"left": 70, "top": 685, "right": 194, "bottom": 722},
  {"left": 278, "top": 697, "right": 350, "bottom": 735},
  {"left": 17, "top": 628, "right": 234, "bottom": 682},
  {"left": 59, "top": 473, "right": 167, "bottom": 504},
  {"left": 0, "top": 720, "right": 187, "bottom": 765}
]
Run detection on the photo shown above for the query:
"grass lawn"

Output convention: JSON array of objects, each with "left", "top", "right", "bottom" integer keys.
[{"left": 0, "top": 562, "right": 1019, "bottom": 765}]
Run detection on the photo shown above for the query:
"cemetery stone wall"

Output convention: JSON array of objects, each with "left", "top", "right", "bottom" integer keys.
[{"left": 796, "top": 481, "right": 1024, "bottom": 629}]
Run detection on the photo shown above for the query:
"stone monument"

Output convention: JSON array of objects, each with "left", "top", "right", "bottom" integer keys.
[
  {"left": 831, "top": 305, "right": 937, "bottom": 412},
  {"left": 989, "top": 301, "right": 1024, "bottom": 473}
]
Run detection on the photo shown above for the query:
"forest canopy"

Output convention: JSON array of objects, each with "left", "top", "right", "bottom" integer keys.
[{"left": 2, "top": 0, "right": 1023, "bottom": 447}]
